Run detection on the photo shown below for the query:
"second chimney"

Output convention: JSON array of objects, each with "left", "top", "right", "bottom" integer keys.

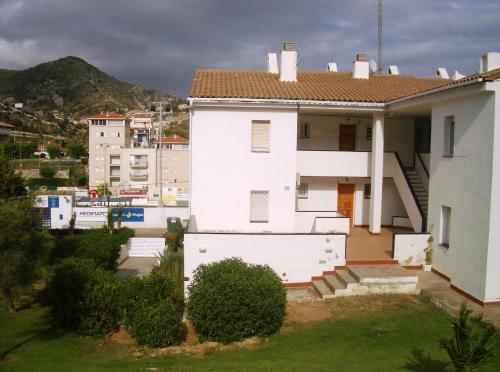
[
  {"left": 280, "top": 42, "right": 297, "bottom": 82},
  {"left": 353, "top": 53, "right": 369, "bottom": 79}
]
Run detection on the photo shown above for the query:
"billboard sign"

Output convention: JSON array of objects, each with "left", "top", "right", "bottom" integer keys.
[
  {"left": 48, "top": 196, "right": 59, "bottom": 208},
  {"left": 112, "top": 208, "right": 145, "bottom": 222},
  {"left": 74, "top": 208, "right": 108, "bottom": 222}
]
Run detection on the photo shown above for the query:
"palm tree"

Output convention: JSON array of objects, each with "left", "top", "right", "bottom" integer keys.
[{"left": 440, "top": 302, "right": 497, "bottom": 371}]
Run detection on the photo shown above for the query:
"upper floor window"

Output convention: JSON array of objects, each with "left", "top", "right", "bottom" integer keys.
[
  {"left": 366, "top": 126, "right": 373, "bottom": 141},
  {"left": 91, "top": 119, "right": 106, "bottom": 125},
  {"left": 300, "top": 123, "right": 310, "bottom": 138},
  {"left": 444, "top": 116, "right": 455, "bottom": 157},
  {"left": 251, "top": 120, "right": 270, "bottom": 152},
  {"left": 100, "top": 132, "right": 105, "bottom": 137},
  {"left": 297, "top": 183, "right": 308, "bottom": 199}
]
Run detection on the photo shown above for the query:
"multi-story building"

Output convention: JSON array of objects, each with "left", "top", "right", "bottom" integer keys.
[
  {"left": 185, "top": 43, "right": 500, "bottom": 306},
  {"left": 87, "top": 112, "right": 189, "bottom": 202}
]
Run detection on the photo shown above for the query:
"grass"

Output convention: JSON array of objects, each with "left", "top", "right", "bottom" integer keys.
[
  {"left": 8, "top": 159, "right": 79, "bottom": 169},
  {"left": 1, "top": 296, "right": 499, "bottom": 371}
]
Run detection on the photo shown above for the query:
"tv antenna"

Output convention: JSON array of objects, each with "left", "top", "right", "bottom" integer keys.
[{"left": 378, "top": 0, "right": 383, "bottom": 72}]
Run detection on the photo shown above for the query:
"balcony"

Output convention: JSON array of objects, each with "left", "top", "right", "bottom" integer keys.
[
  {"left": 129, "top": 171, "right": 148, "bottom": 180},
  {"left": 129, "top": 159, "right": 148, "bottom": 168}
]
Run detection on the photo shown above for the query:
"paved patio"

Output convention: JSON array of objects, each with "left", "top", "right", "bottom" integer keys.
[
  {"left": 346, "top": 226, "right": 408, "bottom": 261},
  {"left": 116, "top": 257, "right": 157, "bottom": 278}
]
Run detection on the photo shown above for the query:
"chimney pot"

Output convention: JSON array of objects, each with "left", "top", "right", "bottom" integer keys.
[
  {"left": 436, "top": 67, "right": 450, "bottom": 79},
  {"left": 388, "top": 65, "right": 399, "bottom": 75},
  {"left": 356, "top": 53, "right": 368, "bottom": 62},
  {"left": 279, "top": 42, "right": 297, "bottom": 82},
  {"left": 480, "top": 52, "right": 500, "bottom": 73},
  {"left": 327, "top": 63, "right": 338, "bottom": 72},
  {"left": 267, "top": 53, "right": 279, "bottom": 74}
]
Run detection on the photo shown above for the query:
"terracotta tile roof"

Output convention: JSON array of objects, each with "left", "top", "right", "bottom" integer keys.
[
  {"left": 189, "top": 70, "right": 452, "bottom": 103},
  {"left": 156, "top": 135, "right": 189, "bottom": 144},
  {"left": 87, "top": 112, "right": 129, "bottom": 119}
]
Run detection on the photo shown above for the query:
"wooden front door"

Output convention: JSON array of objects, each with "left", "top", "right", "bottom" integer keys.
[
  {"left": 339, "top": 125, "right": 356, "bottom": 151},
  {"left": 338, "top": 184, "right": 355, "bottom": 223}
]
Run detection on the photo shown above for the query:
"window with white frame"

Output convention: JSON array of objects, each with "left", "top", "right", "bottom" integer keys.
[
  {"left": 440, "top": 205, "right": 451, "bottom": 247},
  {"left": 250, "top": 190, "right": 269, "bottom": 222},
  {"left": 300, "top": 123, "right": 310, "bottom": 138},
  {"left": 297, "top": 183, "right": 308, "bottom": 198},
  {"left": 444, "top": 116, "right": 455, "bottom": 157},
  {"left": 251, "top": 120, "right": 270, "bottom": 152}
]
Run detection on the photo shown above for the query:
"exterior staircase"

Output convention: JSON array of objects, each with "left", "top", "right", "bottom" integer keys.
[
  {"left": 405, "top": 169, "right": 428, "bottom": 217},
  {"left": 312, "top": 265, "right": 419, "bottom": 299},
  {"left": 127, "top": 237, "right": 166, "bottom": 257}
]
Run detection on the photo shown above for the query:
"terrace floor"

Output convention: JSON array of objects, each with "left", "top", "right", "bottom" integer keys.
[{"left": 346, "top": 226, "right": 410, "bottom": 262}]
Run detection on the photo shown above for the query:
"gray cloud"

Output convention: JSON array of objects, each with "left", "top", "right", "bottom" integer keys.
[{"left": 0, "top": 0, "right": 499, "bottom": 97}]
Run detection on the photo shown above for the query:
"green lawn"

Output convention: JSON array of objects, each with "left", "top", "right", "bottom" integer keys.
[{"left": 1, "top": 297, "right": 499, "bottom": 371}]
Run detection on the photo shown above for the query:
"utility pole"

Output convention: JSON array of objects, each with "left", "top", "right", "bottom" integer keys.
[
  {"left": 378, "top": 0, "right": 383, "bottom": 72},
  {"left": 152, "top": 101, "right": 170, "bottom": 206}
]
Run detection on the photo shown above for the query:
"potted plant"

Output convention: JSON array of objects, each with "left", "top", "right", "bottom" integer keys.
[{"left": 423, "top": 235, "right": 433, "bottom": 271}]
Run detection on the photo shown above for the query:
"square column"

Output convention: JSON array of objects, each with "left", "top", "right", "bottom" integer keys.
[{"left": 369, "top": 112, "right": 384, "bottom": 234}]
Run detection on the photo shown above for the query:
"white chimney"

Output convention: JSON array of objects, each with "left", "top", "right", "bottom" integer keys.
[
  {"left": 436, "top": 67, "right": 449, "bottom": 79},
  {"left": 327, "top": 62, "right": 338, "bottom": 72},
  {"left": 480, "top": 52, "right": 500, "bottom": 73},
  {"left": 452, "top": 70, "right": 465, "bottom": 80},
  {"left": 388, "top": 65, "right": 399, "bottom": 75},
  {"left": 353, "top": 53, "right": 369, "bottom": 79},
  {"left": 267, "top": 53, "right": 279, "bottom": 74},
  {"left": 280, "top": 42, "right": 297, "bottom": 82}
]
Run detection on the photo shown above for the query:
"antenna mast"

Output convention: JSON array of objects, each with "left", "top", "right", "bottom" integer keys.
[{"left": 378, "top": 0, "right": 383, "bottom": 72}]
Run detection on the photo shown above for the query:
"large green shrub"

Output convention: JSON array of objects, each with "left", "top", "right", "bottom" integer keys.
[
  {"left": 187, "top": 258, "right": 286, "bottom": 344},
  {"left": 40, "top": 165, "right": 56, "bottom": 178},
  {"left": 48, "top": 258, "right": 123, "bottom": 336},
  {"left": 126, "top": 299, "right": 183, "bottom": 347},
  {"left": 51, "top": 228, "right": 134, "bottom": 271}
]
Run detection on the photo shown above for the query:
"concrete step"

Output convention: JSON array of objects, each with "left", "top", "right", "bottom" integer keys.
[
  {"left": 324, "top": 275, "right": 350, "bottom": 296},
  {"left": 312, "top": 280, "right": 335, "bottom": 299},
  {"left": 335, "top": 270, "right": 360, "bottom": 289},
  {"left": 347, "top": 265, "right": 419, "bottom": 285}
]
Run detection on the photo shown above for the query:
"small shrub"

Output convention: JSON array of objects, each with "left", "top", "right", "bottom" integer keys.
[
  {"left": 48, "top": 258, "right": 123, "bottom": 335},
  {"left": 40, "top": 165, "right": 56, "bottom": 178},
  {"left": 126, "top": 299, "right": 183, "bottom": 347},
  {"left": 51, "top": 228, "right": 134, "bottom": 271},
  {"left": 187, "top": 258, "right": 286, "bottom": 344},
  {"left": 153, "top": 250, "right": 184, "bottom": 306}
]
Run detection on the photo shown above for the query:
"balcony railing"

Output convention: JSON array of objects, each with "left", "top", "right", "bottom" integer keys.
[
  {"left": 129, "top": 171, "right": 148, "bottom": 180},
  {"left": 129, "top": 160, "right": 148, "bottom": 167}
]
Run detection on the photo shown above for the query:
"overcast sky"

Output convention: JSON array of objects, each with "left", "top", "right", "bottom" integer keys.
[{"left": 1, "top": 0, "right": 499, "bottom": 98}]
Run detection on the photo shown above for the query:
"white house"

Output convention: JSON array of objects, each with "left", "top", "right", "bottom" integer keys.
[{"left": 186, "top": 43, "right": 500, "bottom": 306}]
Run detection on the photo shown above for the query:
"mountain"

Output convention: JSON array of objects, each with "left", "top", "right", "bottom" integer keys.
[{"left": 0, "top": 56, "right": 174, "bottom": 119}]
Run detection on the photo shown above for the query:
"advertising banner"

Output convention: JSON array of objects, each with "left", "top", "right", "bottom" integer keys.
[
  {"left": 74, "top": 208, "right": 108, "bottom": 222},
  {"left": 48, "top": 196, "right": 60, "bottom": 208},
  {"left": 112, "top": 208, "right": 145, "bottom": 222}
]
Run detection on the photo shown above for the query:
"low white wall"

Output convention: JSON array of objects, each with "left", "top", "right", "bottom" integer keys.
[
  {"left": 184, "top": 232, "right": 346, "bottom": 286},
  {"left": 313, "top": 217, "right": 350, "bottom": 234},
  {"left": 294, "top": 211, "right": 341, "bottom": 233},
  {"left": 393, "top": 233, "right": 430, "bottom": 266},
  {"left": 73, "top": 206, "right": 189, "bottom": 229}
]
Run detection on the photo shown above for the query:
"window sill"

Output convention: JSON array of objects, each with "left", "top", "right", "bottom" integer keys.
[
  {"left": 250, "top": 221, "right": 269, "bottom": 223},
  {"left": 442, "top": 155, "right": 454, "bottom": 158},
  {"left": 439, "top": 243, "right": 449, "bottom": 249},
  {"left": 251, "top": 150, "right": 270, "bottom": 153}
]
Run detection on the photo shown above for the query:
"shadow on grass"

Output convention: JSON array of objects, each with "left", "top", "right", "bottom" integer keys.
[
  {"left": 405, "top": 347, "right": 449, "bottom": 371},
  {"left": 0, "top": 311, "right": 66, "bottom": 362}
]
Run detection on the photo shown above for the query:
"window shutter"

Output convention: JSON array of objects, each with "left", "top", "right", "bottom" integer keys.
[
  {"left": 251, "top": 121, "right": 270, "bottom": 152},
  {"left": 250, "top": 191, "right": 269, "bottom": 222}
]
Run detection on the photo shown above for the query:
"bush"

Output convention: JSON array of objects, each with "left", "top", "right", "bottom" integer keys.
[
  {"left": 48, "top": 258, "right": 123, "bottom": 335},
  {"left": 40, "top": 165, "right": 56, "bottom": 178},
  {"left": 51, "top": 228, "right": 134, "bottom": 271},
  {"left": 123, "top": 271, "right": 181, "bottom": 315},
  {"left": 126, "top": 299, "right": 183, "bottom": 347},
  {"left": 153, "top": 250, "right": 184, "bottom": 307},
  {"left": 187, "top": 258, "right": 286, "bottom": 344}
]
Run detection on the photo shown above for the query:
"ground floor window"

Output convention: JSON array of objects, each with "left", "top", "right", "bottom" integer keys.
[
  {"left": 250, "top": 190, "right": 269, "bottom": 222},
  {"left": 297, "top": 184, "right": 308, "bottom": 199},
  {"left": 364, "top": 183, "right": 371, "bottom": 199},
  {"left": 440, "top": 205, "right": 451, "bottom": 247}
]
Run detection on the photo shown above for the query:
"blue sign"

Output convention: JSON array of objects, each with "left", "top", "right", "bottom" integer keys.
[
  {"left": 48, "top": 196, "right": 59, "bottom": 208},
  {"left": 112, "top": 208, "right": 145, "bottom": 222}
]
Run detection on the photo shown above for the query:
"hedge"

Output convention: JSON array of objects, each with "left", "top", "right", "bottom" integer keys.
[{"left": 187, "top": 258, "right": 286, "bottom": 344}]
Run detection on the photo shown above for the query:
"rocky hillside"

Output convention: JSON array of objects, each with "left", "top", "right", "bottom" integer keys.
[{"left": 0, "top": 56, "right": 174, "bottom": 119}]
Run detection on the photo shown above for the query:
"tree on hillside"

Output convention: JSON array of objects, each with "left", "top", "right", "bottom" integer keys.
[
  {"left": 0, "top": 152, "right": 27, "bottom": 200},
  {"left": 66, "top": 142, "right": 86, "bottom": 159},
  {"left": 40, "top": 165, "right": 57, "bottom": 178},
  {"left": 47, "top": 144, "right": 62, "bottom": 159}
]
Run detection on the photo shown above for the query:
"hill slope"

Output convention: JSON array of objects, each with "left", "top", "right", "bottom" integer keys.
[{"left": 0, "top": 56, "right": 173, "bottom": 119}]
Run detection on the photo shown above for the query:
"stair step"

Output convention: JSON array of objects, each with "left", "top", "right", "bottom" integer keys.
[
  {"left": 324, "top": 275, "right": 349, "bottom": 295},
  {"left": 312, "top": 280, "right": 335, "bottom": 299},
  {"left": 335, "top": 270, "right": 359, "bottom": 289}
]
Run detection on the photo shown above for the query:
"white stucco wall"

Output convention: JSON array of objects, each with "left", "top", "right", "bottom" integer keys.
[
  {"left": 34, "top": 195, "right": 73, "bottom": 229},
  {"left": 294, "top": 211, "right": 341, "bottom": 233},
  {"left": 393, "top": 233, "right": 431, "bottom": 266},
  {"left": 190, "top": 106, "right": 298, "bottom": 232},
  {"left": 296, "top": 176, "right": 337, "bottom": 211},
  {"left": 428, "top": 90, "right": 495, "bottom": 302},
  {"left": 184, "top": 232, "right": 346, "bottom": 286}
]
